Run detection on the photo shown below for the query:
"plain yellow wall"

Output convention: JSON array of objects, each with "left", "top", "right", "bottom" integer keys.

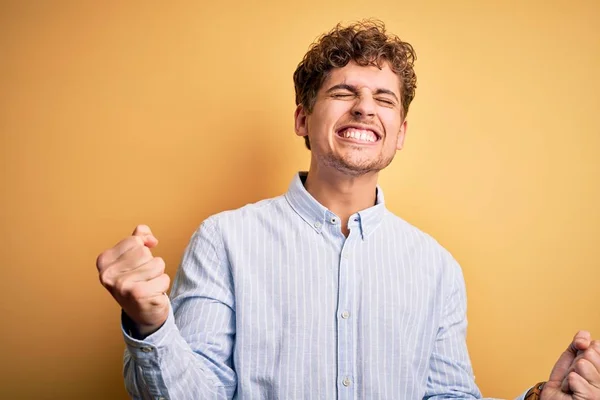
[{"left": 1, "top": 1, "right": 598, "bottom": 399}]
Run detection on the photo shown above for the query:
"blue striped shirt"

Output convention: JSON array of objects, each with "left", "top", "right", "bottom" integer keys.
[{"left": 122, "top": 172, "right": 520, "bottom": 399}]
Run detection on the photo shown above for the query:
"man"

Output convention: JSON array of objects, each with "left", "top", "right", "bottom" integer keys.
[{"left": 96, "top": 20, "right": 600, "bottom": 399}]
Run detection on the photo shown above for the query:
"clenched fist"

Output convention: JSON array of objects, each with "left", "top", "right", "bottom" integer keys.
[{"left": 96, "top": 225, "right": 170, "bottom": 337}]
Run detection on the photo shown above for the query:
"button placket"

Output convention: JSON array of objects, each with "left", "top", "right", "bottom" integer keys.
[{"left": 336, "top": 237, "right": 356, "bottom": 399}]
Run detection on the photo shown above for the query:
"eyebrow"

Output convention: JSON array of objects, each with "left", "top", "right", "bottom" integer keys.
[{"left": 326, "top": 83, "right": 399, "bottom": 102}]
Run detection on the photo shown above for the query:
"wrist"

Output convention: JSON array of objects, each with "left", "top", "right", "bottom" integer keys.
[
  {"left": 122, "top": 310, "right": 163, "bottom": 339},
  {"left": 524, "top": 382, "right": 546, "bottom": 400}
]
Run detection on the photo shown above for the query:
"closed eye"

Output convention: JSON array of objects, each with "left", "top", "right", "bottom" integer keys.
[
  {"left": 332, "top": 93, "right": 354, "bottom": 99},
  {"left": 376, "top": 98, "right": 396, "bottom": 106}
]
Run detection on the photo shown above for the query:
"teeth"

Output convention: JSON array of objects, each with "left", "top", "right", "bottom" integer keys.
[{"left": 342, "top": 128, "right": 376, "bottom": 142}]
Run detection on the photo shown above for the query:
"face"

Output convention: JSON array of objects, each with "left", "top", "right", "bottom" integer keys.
[{"left": 295, "top": 61, "right": 407, "bottom": 177}]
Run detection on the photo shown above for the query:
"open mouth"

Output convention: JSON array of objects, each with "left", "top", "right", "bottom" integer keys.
[{"left": 336, "top": 127, "right": 381, "bottom": 143}]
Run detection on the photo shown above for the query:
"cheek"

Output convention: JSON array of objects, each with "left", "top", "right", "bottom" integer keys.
[
  {"left": 310, "top": 105, "right": 345, "bottom": 136},
  {"left": 381, "top": 113, "right": 402, "bottom": 136}
]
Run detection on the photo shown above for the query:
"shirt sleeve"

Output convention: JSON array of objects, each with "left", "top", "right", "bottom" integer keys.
[
  {"left": 422, "top": 253, "right": 537, "bottom": 400},
  {"left": 424, "top": 253, "right": 482, "bottom": 399},
  {"left": 122, "top": 218, "right": 237, "bottom": 400},
  {"left": 514, "top": 391, "right": 529, "bottom": 400}
]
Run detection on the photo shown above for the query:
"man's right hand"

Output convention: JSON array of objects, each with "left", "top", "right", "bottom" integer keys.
[{"left": 96, "top": 225, "right": 171, "bottom": 337}]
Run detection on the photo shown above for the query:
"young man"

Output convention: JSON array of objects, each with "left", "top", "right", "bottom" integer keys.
[{"left": 97, "top": 21, "right": 600, "bottom": 399}]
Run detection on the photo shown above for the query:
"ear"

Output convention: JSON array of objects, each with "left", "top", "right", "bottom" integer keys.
[
  {"left": 396, "top": 119, "right": 408, "bottom": 150},
  {"left": 294, "top": 105, "right": 308, "bottom": 137}
]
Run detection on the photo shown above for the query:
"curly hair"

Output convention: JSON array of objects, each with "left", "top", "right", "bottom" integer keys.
[{"left": 293, "top": 19, "right": 417, "bottom": 149}]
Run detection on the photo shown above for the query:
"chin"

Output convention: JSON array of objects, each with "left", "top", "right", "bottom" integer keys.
[{"left": 333, "top": 161, "right": 382, "bottom": 176}]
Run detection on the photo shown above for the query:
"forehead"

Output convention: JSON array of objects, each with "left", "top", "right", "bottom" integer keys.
[{"left": 321, "top": 61, "right": 401, "bottom": 96}]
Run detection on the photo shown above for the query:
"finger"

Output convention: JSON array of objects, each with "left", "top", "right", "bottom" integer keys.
[
  {"left": 556, "top": 332, "right": 590, "bottom": 392},
  {"left": 550, "top": 341, "right": 581, "bottom": 384},
  {"left": 566, "top": 371, "right": 593, "bottom": 396},
  {"left": 114, "top": 243, "right": 154, "bottom": 272},
  {"left": 588, "top": 340, "right": 600, "bottom": 360},
  {"left": 132, "top": 224, "right": 158, "bottom": 248},
  {"left": 113, "top": 272, "right": 169, "bottom": 301},
  {"left": 99, "top": 244, "right": 154, "bottom": 288},
  {"left": 561, "top": 373, "right": 570, "bottom": 393},
  {"left": 561, "top": 343, "right": 600, "bottom": 393},
  {"left": 97, "top": 236, "right": 146, "bottom": 272},
  {"left": 125, "top": 274, "right": 171, "bottom": 306},
  {"left": 571, "top": 330, "right": 592, "bottom": 353},
  {"left": 145, "top": 273, "right": 171, "bottom": 299},
  {"left": 132, "top": 224, "right": 152, "bottom": 236},
  {"left": 123, "top": 257, "right": 166, "bottom": 283},
  {"left": 573, "top": 357, "right": 600, "bottom": 388},
  {"left": 580, "top": 342, "right": 600, "bottom": 381},
  {"left": 560, "top": 330, "right": 593, "bottom": 384}
]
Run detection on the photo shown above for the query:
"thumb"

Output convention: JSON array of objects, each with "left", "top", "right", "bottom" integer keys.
[
  {"left": 132, "top": 224, "right": 159, "bottom": 248},
  {"left": 558, "top": 330, "right": 591, "bottom": 392},
  {"left": 571, "top": 330, "right": 591, "bottom": 352}
]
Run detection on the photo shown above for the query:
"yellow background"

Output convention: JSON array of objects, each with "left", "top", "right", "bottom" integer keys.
[{"left": 1, "top": 1, "right": 598, "bottom": 399}]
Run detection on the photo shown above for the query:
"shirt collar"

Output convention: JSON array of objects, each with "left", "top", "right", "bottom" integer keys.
[{"left": 284, "top": 171, "right": 386, "bottom": 239}]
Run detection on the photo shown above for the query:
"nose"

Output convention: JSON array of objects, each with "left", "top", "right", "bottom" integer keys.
[{"left": 351, "top": 95, "right": 376, "bottom": 119}]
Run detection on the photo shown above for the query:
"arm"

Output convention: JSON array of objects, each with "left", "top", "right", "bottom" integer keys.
[
  {"left": 97, "top": 221, "right": 237, "bottom": 400},
  {"left": 122, "top": 306, "right": 236, "bottom": 400},
  {"left": 422, "top": 256, "right": 600, "bottom": 400},
  {"left": 424, "top": 255, "right": 482, "bottom": 399}
]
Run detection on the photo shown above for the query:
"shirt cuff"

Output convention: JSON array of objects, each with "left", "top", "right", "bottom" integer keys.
[{"left": 121, "top": 304, "right": 176, "bottom": 366}]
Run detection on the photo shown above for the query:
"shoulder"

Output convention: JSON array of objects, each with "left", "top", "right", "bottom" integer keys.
[
  {"left": 382, "top": 209, "right": 463, "bottom": 276},
  {"left": 382, "top": 210, "right": 448, "bottom": 252},
  {"left": 197, "top": 194, "right": 288, "bottom": 234}
]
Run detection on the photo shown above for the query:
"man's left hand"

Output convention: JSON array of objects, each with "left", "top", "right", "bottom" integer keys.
[{"left": 540, "top": 330, "right": 600, "bottom": 399}]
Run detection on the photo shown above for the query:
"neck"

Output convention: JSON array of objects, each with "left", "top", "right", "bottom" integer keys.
[{"left": 304, "top": 162, "right": 379, "bottom": 235}]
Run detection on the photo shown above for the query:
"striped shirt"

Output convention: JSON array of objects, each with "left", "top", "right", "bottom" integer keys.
[{"left": 122, "top": 172, "right": 518, "bottom": 399}]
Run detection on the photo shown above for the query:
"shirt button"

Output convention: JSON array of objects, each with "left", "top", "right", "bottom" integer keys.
[
  {"left": 342, "top": 252, "right": 350, "bottom": 259},
  {"left": 342, "top": 377, "right": 351, "bottom": 387},
  {"left": 341, "top": 311, "right": 350, "bottom": 319},
  {"left": 140, "top": 346, "right": 153, "bottom": 353},
  {"left": 314, "top": 221, "right": 321, "bottom": 229}
]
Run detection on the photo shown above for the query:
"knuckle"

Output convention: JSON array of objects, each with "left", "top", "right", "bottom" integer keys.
[
  {"left": 575, "top": 358, "right": 589, "bottom": 371},
  {"left": 154, "top": 256, "right": 166, "bottom": 269},
  {"left": 567, "top": 371, "right": 579, "bottom": 383},
  {"left": 584, "top": 347, "right": 596, "bottom": 358},
  {"left": 98, "top": 269, "right": 112, "bottom": 287},
  {"left": 148, "top": 261, "right": 164, "bottom": 278},
  {"left": 590, "top": 340, "right": 600, "bottom": 350},
  {"left": 162, "top": 273, "right": 171, "bottom": 288},
  {"left": 129, "top": 283, "right": 147, "bottom": 300},
  {"left": 96, "top": 252, "right": 109, "bottom": 270},
  {"left": 114, "top": 276, "right": 132, "bottom": 296}
]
